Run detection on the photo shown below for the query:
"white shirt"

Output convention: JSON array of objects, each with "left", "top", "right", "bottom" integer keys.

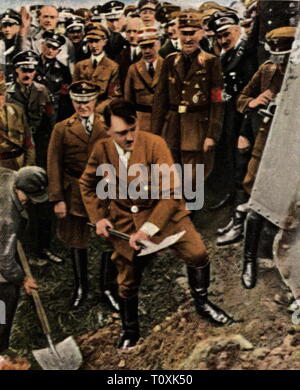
[
  {"left": 130, "top": 45, "right": 141, "bottom": 61},
  {"left": 80, "top": 113, "right": 94, "bottom": 135},
  {"left": 113, "top": 141, "right": 159, "bottom": 237},
  {"left": 145, "top": 59, "right": 157, "bottom": 71},
  {"left": 91, "top": 52, "right": 105, "bottom": 67}
]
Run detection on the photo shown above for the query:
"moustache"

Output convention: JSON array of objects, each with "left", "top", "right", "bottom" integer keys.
[
  {"left": 23, "top": 76, "right": 31, "bottom": 81},
  {"left": 222, "top": 41, "right": 231, "bottom": 49}
]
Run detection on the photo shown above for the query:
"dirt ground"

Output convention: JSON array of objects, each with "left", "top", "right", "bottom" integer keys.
[{"left": 7, "top": 198, "right": 300, "bottom": 370}]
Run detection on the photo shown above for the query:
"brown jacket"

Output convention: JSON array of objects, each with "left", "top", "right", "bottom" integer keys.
[
  {"left": 0, "top": 103, "right": 35, "bottom": 170},
  {"left": 151, "top": 50, "right": 224, "bottom": 152},
  {"left": 124, "top": 56, "right": 163, "bottom": 132},
  {"left": 79, "top": 131, "right": 190, "bottom": 260},
  {"left": 47, "top": 113, "right": 107, "bottom": 217},
  {"left": 73, "top": 55, "right": 122, "bottom": 113},
  {"left": 237, "top": 62, "right": 285, "bottom": 194}
]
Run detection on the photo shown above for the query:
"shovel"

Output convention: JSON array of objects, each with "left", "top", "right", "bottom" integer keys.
[
  {"left": 88, "top": 223, "right": 186, "bottom": 256},
  {"left": 17, "top": 241, "right": 83, "bottom": 370}
]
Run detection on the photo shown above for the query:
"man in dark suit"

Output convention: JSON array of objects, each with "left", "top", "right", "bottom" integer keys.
[
  {"left": 156, "top": 3, "right": 181, "bottom": 58},
  {"left": 102, "top": 1, "right": 128, "bottom": 60},
  {"left": 115, "top": 16, "right": 143, "bottom": 91},
  {"left": 206, "top": 11, "right": 258, "bottom": 246}
]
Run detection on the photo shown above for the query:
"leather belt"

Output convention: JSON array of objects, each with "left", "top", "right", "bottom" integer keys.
[
  {"left": 170, "top": 104, "right": 209, "bottom": 114},
  {"left": 135, "top": 104, "right": 152, "bottom": 113},
  {"left": 0, "top": 149, "right": 24, "bottom": 160}
]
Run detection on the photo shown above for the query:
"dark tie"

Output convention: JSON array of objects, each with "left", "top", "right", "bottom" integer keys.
[
  {"left": 93, "top": 59, "right": 98, "bottom": 69},
  {"left": 148, "top": 62, "right": 155, "bottom": 79},
  {"left": 132, "top": 47, "right": 137, "bottom": 62}
]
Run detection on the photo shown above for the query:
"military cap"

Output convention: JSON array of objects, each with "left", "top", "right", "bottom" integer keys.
[
  {"left": 15, "top": 166, "right": 48, "bottom": 204},
  {"left": 0, "top": 9, "right": 21, "bottom": 25},
  {"left": 138, "top": 0, "right": 159, "bottom": 13},
  {"left": 155, "top": 3, "right": 181, "bottom": 25},
  {"left": 85, "top": 23, "right": 108, "bottom": 40},
  {"left": 240, "top": 18, "right": 253, "bottom": 28},
  {"left": 137, "top": 26, "right": 160, "bottom": 45},
  {"left": 65, "top": 16, "right": 85, "bottom": 33},
  {"left": 0, "top": 72, "right": 6, "bottom": 94},
  {"left": 124, "top": 5, "right": 138, "bottom": 17},
  {"left": 265, "top": 26, "right": 296, "bottom": 54},
  {"left": 244, "top": 0, "right": 257, "bottom": 10},
  {"left": 12, "top": 50, "right": 39, "bottom": 69},
  {"left": 42, "top": 31, "right": 66, "bottom": 49},
  {"left": 69, "top": 80, "right": 100, "bottom": 103},
  {"left": 198, "top": 1, "right": 228, "bottom": 13},
  {"left": 178, "top": 10, "right": 203, "bottom": 29},
  {"left": 102, "top": 1, "right": 124, "bottom": 20},
  {"left": 207, "top": 10, "right": 240, "bottom": 33},
  {"left": 90, "top": 5, "right": 103, "bottom": 22}
]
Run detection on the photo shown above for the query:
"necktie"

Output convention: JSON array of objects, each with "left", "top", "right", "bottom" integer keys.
[
  {"left": 148, "top": 62, "right": 155, "bottom": 79},
  {"left": 93, "top": 59, "right": 98, "bottom": 69},
  {"left": 132, "top": 47, "right": 137, "bottom": 62},
  {"left": 85, "top": 119, "right": 92, "bottom": 135}
]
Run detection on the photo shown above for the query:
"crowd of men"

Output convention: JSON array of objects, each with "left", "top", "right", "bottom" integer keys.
[{"left": 0, "top": 0, "right": 300, "bottom": 354}]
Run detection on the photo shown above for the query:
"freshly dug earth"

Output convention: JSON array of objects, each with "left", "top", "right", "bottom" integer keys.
[{"left": 9, "top": 204, "right": 300, "bottom": 370}]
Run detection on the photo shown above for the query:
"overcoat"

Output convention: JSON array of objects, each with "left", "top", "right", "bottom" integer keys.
[{"left": 47, "top": 113, "right": 107, "bottom": 247}]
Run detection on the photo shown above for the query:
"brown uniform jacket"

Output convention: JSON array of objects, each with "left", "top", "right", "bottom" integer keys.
[
  {"left": 151, "top": 50, "right": 224, "bottom": 152},
  {"left": 79, "top": 131, "right": 190, "bottom": 260},
  {"left": 236, "top": 62, "right": 284, "bottom": 194},
  {"left": 47, "top": 113, "right": 107, "bottom": 217},
  {"left": 73, "top": 55, "right": 122, "bottom": 113},
  {"left": 0, "top": 103, "right": 35, "bottom": 170},
  {"left": 124, "top": 56, "right": 163, "bottom": 132}
]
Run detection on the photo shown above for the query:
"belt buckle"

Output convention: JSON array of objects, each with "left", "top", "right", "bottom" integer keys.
[{"left": 178, "top": 105, "right": 187, "bottom": 114}]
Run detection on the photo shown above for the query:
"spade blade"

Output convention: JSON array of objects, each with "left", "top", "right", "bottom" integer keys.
[{"left": 137, "top": 230, "right": 186, "bottom": 257}]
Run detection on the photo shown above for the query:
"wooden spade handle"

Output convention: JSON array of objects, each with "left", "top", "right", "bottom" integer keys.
[{"left": 17, "top": 241, "right": 51, "bottom": 335}]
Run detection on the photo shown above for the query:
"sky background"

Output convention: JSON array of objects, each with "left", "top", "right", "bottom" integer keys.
[{"left": 1, "top": 0, "right": 236, "bottom": 13}]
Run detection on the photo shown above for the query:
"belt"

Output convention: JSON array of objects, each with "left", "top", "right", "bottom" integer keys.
[
  {"left": 135, "top": 104, "right": 152, "bottom": 113},
  {"left": 170, "top": 104, "right": 209, "bottom": 114},
  {"left": 64, "top": 169, "right": 83, "bottom": 179},
  {"left": 0, "top": 149, "right": 24, "bottom": 160}
]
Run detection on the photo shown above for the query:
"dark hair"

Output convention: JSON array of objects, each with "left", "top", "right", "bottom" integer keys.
[{"left": 103, "top": 99, "right": 137, "bottom": 129}]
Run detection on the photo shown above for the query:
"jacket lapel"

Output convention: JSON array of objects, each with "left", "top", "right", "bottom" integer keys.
[
  {"left": 262, "top": 64, "right": 278, "bottom": 91},
  {"left": 152, "top": 56, "right": 163, "bottom": 87},
  {"left": 68, "top": 114, "right": 90, "bottom": 144},
  {"left": 136, "top": 59, "right": 153, "bottom": 86},
  {"left": 173, "top": 52, "right": 185, "bottom": 84}
]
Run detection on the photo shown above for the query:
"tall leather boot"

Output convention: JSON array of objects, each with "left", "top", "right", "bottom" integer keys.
[
  {"left": 242, "top": 211, "right": 264, "bottom": 289},
  {"left": 70, "top": 248, "right": 89, "bottom": 310},
  {"left": 118, "top": 296, "right": 140, "bottom": 349},
  {"left": 216, "top": 209, "right": 246, "bottom": 245},
  {"left": 259, "top": 220, "right": 279, "bottom": 260},
  {"left": 187, "top": 264, "right": 234, "bottom": 325},
  {"left": 100, "top": 251, "right": 119, "bottom": 311}
]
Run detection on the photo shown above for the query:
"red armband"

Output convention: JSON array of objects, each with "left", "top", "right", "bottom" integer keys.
[{"left": 211, "top": 88, "right": 225, "bottom": 103}]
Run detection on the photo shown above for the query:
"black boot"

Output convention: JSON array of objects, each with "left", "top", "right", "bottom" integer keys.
[
  {"left": 118, "top": 296, "right": 140, "bottom": 349},
  {"left": 259, "top": 220, "right": 279, "bottom": 260},
  {"left": 187, "top": 264, "right": 234, "bottom": 325},
  {"left": 216, "top": 209, "right": 246, "bottom": 246},
  {"left": 70, "top": 248, "right": 89, "bottom": 310},
  {"left": 242, "top": 211, "right": 264, "bottom": 289},
  {"left": 100, "top": 251, "right": 119, "bottom": 311}
]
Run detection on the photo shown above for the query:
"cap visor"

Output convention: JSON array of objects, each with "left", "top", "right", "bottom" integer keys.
[{"left": 28, "top": 192, "right": 48, "bottom": 204}]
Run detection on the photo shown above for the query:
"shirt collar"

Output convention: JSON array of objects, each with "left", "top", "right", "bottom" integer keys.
[
  {"left": 145, "top": 59, "right": 157, "bottom": 70},
  {"left": 114, "top": 141, "right": 131, "bottom": 158},
  {"left": 91, "top": 52, "right": 105, "bottom": 65}
]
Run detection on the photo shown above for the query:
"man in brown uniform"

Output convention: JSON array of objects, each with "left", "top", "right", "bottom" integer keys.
[
  {"left": 0, "top": 74, "right": 35, "bottom": 171},
  {"left": 80, "top": 99, "right": 233, "bottom": 350},
  {"left": 152, "top": 10, "right": 224, "bottom": 187},
  {"left": 73, "top": 23, "right": 122, "bottom": 113},
  {"left": 47, "top": 81, "right": 109, "bottom": 310},
  {"left": 236, "top": 27, "right": 296, "bottom": 289},
  {"left": 124, "top": 26, "right": 163, "bottom": 132}
]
